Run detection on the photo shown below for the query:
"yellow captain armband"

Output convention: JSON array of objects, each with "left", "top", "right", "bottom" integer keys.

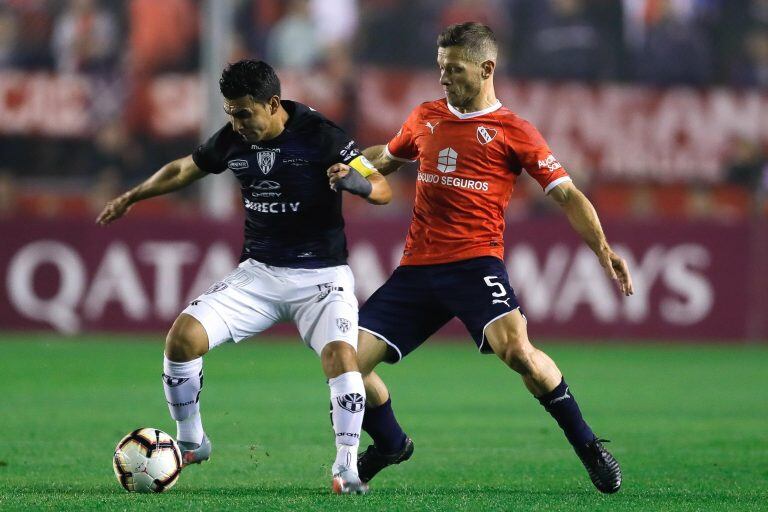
[{"left": 348, "top": 155, "right": 377, "bottom": 178}]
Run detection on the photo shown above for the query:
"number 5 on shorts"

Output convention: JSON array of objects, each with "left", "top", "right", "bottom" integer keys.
[{"left": 483, "top": 276, "right": 507, "bottom": 297}]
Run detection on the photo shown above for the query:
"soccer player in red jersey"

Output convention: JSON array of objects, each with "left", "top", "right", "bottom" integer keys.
[{"left": 328, "top": 22, "right": 633, "bottom": 493}]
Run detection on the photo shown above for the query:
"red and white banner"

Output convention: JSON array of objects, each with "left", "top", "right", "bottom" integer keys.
[
  {"left": 2, "top": 70, "right": 768, "bottom": 182},
  {"left": 1, "top": 217, "right": 765, "bottom": 341}
]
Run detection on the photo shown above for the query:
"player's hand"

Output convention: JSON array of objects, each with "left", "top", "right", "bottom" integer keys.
[
  {"left": 327, "top": 163, "right": 351, "bottom": 191},
  {"left": 597, "top": 248, "right": 634, "bottom": 296},
  {"left": 96, "top": 193, "right": 133, "bottom": 226}
]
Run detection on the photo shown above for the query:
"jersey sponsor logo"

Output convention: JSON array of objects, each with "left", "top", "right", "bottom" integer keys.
[
  {"left": 417, "top": 171, "right": 489, "bottom": 191},
  {"left": 249, "top": 180, "right": 281, "bottom": 198},
  {"left": 282, "top": 157, "right": 310, "bottom": 166},
  {"left": 204, "top": 282, "right": 228, "bottom": 294},
  {"left": 538, "top": 154, "right": 562, "bottom": 173},
  {"left": 250, "top": 144, "right": 281, "bottom": 152},
  {"left": 436, "top": 147, "right": 458, "bottom": 173},
  {"left": 336, "top": 392, "right": 364, "bottom": 413},
  {"left": 476, "top": 126, "right": 497, "bottom": 145},
  {"left": 257, "top": 151, "right": 277, "bottom": 174},
  {"left": 492, "top": 298, "right": 511, "bottom": 307},
  {"left": 243, "top": 198, "right": 301, "bottom": 213},
  {"left": 339, "top": 140, "right": 358, "bottom": 160},
  {"left": 425, "top": 121, "right": 440, "bottom": 134},
  {"left": 227, "top": 159, "right": 249, "bottom": 170}
]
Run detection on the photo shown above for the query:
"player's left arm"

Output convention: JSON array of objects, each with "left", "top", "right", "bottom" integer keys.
[
  {"left": 548, "top": 181, "right": 634, "bottom": 296},
  {"left": 327, "top": 155, "right": 392, "bottom": 205}
]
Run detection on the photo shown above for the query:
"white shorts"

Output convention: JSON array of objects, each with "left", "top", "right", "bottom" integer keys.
[{"left": 181, "top": 259, "right": 358, "bottom": 355}]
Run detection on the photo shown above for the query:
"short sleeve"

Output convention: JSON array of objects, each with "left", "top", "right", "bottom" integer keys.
[
  {"left": 192, "top": 124, "right": 232, "bottom": 174},
  {"left": 385, "top": 105, "right": 420, "bottom": 162},
  {"left": 316, "top": 123, "right": 364, "bottom": 167},
  {"left": 511, "top": 119, "right": 571, "bottom": 193}
]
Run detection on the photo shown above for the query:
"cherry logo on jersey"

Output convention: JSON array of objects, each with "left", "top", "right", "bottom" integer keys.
[
  {"left": 538, "top": 154, "right": 562, "bottom": 173},
  {"left": 257, "top": 151, "right": 276, "bottom": 175},
  {"left": 476, "top": 126, "right": 497, "bottom": 145},
  {"left": 437, "top": 147, "right": 458, "bottom": 173}
]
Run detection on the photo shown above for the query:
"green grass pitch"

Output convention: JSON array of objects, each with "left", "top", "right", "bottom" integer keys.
[{"left": 0, "top": 334, "right": 766, "bottom": 511}]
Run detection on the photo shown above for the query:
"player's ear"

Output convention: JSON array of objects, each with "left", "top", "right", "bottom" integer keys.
[
  {"left": 268, "top": 95, "right": 281, "bottom": 114},
  {"left": 481, "top": 60, "right": 495, "bottom": 79}
]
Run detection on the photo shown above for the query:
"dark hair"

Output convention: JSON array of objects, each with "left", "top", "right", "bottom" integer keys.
[
  {"left": 219, "top": 59, "right": 281, "bottom": 102},
  {"left": 437, "top": 22, "right": 498, "bottom": 63}
]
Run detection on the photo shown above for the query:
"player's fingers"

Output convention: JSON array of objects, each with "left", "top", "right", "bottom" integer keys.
[
  {"left": 617, "top": 259, "right": 634, "bottom": 296},
  {"left": 600, "top": 253, "right": 618, "bottom": 281},
  {"left": 96, "top": 205, "right": 113, "bottom": 225}
]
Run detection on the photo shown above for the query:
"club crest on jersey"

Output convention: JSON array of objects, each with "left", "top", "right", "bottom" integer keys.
[
  {"left": 257, "top": 151, "right": 276, "bottom": 175},
  {"left": 227, "top": 159, "right": 249, "bottom": 170},
  {"left": 476, "top": 126, "right": 497, "bottom": 145}
]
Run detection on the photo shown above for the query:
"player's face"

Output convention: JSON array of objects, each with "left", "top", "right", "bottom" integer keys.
[
  {"left": 223, "top": 96, "right": 277, "bottom": 143},
  {"left": 437, "top": 46, "right": 483, "bottom": 109}
]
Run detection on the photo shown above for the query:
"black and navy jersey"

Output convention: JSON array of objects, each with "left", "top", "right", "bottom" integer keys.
[{"left": 193, "top": 101, "right": 363, "bottom": 268}]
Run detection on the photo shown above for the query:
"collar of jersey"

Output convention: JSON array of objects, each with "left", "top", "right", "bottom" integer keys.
[{"left": 446, "top": 99, "right": 502, "bottom": 119}]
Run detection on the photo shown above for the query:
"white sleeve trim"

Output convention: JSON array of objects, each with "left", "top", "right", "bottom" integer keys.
[
  {"left": 544, "top": 176, "right": 572, "bottom": 194},
  {"left": 384, "top": 144, "right": 417, "bottom": 163}
]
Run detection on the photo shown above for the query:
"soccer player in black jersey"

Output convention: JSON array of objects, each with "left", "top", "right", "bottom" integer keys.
[{"left": 96, "top": 60, "right": 390, "bottom": 494}]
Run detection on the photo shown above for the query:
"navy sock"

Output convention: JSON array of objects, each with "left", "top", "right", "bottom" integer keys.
[
  {"left": 362, "top": 397, "right": 407, "bottom": 454},
  {"left": 537, "top": 378, "right": 595, "bottom": 448}
]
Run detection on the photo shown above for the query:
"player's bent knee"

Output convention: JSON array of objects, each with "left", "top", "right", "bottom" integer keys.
[
  {"left": 321, "top": 340, "right": 359, "bottom": 377},
  {"left": 489, "top": 331, "right": 535, "bottom": 373},
  {"left": 165, "top": 314, "right": 209, "bottom": 362},
  {"left": 356, "top": 331, "right": 389, "bottom": 374},
  {"left": 500, "top": 342, "right": 536, "bottom": 374}
]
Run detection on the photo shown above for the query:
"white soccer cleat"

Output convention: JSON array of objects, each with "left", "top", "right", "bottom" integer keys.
[
  {"left": 178, "top": 434, "right": 212, "bottom": 467},
  {"left": 332, "top": 467, "right": 369, "bottom": 495}
]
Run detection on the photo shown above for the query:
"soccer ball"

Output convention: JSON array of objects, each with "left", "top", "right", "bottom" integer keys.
[{"left": 113, "top": 428, "right": 182, "bottom": 493}]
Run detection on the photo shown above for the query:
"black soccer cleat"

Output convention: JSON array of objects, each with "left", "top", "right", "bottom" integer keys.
[
  {"left": 357, "top": 437, "right": 414, "bottom": 483},
  {"left": 574, "top": 438, "right": 622, "bottom": 494}
]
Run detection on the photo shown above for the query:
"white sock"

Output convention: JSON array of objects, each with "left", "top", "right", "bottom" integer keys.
[
  {"left": 329, "top": 371, "right": 365, "bottom": 474},
  {"left": 162, "top": 356, "right": 204, "bottom": 444},
  {"left": 177, "top": 412, "right": 204, "bottom": 445}
]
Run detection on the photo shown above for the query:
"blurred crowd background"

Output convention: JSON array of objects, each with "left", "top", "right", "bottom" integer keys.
[{"left": 1, "top": 0, "right": 767, "bottom": 221}]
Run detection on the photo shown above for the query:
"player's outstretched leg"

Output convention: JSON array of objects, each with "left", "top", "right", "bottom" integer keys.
[
  {"left": 356, "top": 332, "right": 414, "bottom": 483},
  {"left": 322, "top": 341, "right": 368, "bottom": 495},
  {"left": 163, "top": 313, "right": 211, "bottom": 466},
  {"left": 484, "top": 310, "right": 621, "bottom": 494}
]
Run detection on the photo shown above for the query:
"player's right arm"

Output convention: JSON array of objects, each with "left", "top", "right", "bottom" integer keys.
[
  {"left": 360, "top": 103, "right": 421, "bottom": 176},
  {"left": 96, "top": 155, "right": 206, "bottom": 225},
  {"left": 361, "top": 145, "right": 407, "bottom": 176}
]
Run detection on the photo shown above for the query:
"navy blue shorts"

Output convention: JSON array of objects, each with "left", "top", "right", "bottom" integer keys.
[{"left": 359, "top": 256, "right": 521, "bottom": 362}]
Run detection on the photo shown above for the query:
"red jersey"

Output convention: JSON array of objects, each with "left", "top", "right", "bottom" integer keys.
[{"left": 387, "top": 98, "right": 571, "bottom": 266}]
